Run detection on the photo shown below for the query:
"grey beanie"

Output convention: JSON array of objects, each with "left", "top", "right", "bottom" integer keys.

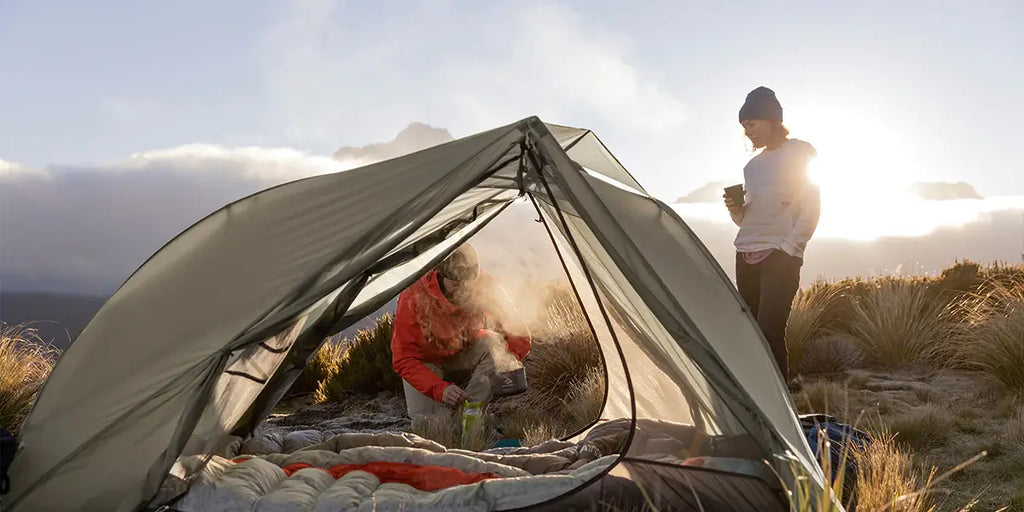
[
  {"left": 738, "top": 86, "right": 783, "bottom": 122},
  {"left": 438, "top": 243, "right": 480, "bottom": 282}
]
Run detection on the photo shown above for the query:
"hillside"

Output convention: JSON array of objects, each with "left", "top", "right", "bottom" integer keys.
[{"left": 0, "top": 291, "right": 106, "bottom": 348}]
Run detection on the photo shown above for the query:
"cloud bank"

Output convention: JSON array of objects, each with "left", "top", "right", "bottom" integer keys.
[
  {"left": 3, "top": 119, "right": 1022, "bottom": 301},
  {"left": 674, "top": 198, "right": 1024, "bottom": 282},
  {"left": 0, "top": 125, "right": 451, "bottom": 295}
]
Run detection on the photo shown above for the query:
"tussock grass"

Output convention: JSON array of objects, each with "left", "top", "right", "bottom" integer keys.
[
  {"left": 315, "top": 314, "right": 400, "bottom": 402},
  {"left": 794, "top": 380, "right": 848, "bottom": 417},
  {"left": 786, "top": 283, "right": 848, "bottom": 373},
  {"left": 494, "top": 287, "right": 605, "bottom": 440},
  {"left": 887, "top": 404, "right": 954, "bottom": 451},
  {"left": 798, "top": 335, "right": 864, "bottom": 376},
  {"left": 853, "top": 434, "right": 937, "bottom": 512},
  {"left": 843, "top": 278, "right": 954, "bottom": 367},
  {"left": 0, "top": 323, "right": 58, "bottom": 435},
  {"left": 952, "top": 281, "right": 1024, "bottom": 393},
  {"left": 784, "top": 419, "right": 990, "bottom": 512}
]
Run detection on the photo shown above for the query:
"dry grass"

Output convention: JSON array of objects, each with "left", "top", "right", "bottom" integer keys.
[
  {"left": 410, "top": 411, "right": 472, "bottom": 450},
  {"left": 798, "top": 334, "right": 864, "bottom": 376},
  {"left": 787, "top": 282, "right": 848, "bottom": 373},
  {"left": 0, "top": 323, "right": 59, "bottom": 435},
  {"left": 886, "top": 405, "right": 954, "bottom": 452},
  {"left": 291, "top": 338, "right": 346, "bottom": 396},
  {"left": 853, "top": 434, "right": 938, "bottom": 512},
  {"left": 951, "top": 281, "right": 1024, "bottom": 393},
  {"left": 793, "top": 380, "right": 849, "bottom": 418},
  {"left": 493, "top": 287, "right": 605, "bottom": 440},
  {"left": 314, "top": 314, "right": 401, "bottom": 402},
  {"left": 842, "top": 278, "right": 955, "bottom": 367}
]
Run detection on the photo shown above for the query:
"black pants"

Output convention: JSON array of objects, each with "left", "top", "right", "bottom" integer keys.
[{"left": 736, "top": 250, "right": 803, "bottom": 382}]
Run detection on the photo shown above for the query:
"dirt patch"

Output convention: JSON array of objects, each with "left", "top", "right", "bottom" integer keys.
[{"left": 265, "top": 391, "right": 411, "bottom": 435}]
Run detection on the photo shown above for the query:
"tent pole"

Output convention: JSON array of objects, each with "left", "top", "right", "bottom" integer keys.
[
  {"left": 526, "top": 192, "right": 610, "bottom": 440},
  {"left": 524, "top": 141, "right": 637, "bottom": 453}
]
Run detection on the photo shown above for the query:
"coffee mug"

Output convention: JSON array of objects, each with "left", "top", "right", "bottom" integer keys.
[{"left": 724, "top": 184, "right": 744, "bottom": 206}]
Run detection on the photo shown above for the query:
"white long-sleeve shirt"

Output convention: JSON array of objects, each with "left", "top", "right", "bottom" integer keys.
[{"left": 730, "top": 139, "right": 820, "bottom": 259}]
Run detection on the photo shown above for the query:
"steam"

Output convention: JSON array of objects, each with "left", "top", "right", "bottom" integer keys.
[{"left": 490, "top": 342, "right": 524, "bottom": 374}]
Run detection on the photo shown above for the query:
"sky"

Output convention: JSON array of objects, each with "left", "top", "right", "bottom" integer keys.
[
  {"left": 2, "top": 0, "right": 1022, "bottom": 197},
  {"left": 2, "top": 0, "right": 1024, "bottom": 296}
]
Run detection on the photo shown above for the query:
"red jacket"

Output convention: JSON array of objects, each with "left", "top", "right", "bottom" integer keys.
[{"left": 391, "top": 270, "right": 531, "bottom": 402}]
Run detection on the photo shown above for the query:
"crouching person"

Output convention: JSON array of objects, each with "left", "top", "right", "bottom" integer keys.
[{"left": 391, "top": 243, "right": 531, "bottom": 429}]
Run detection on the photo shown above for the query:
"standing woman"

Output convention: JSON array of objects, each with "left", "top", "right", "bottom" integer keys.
[{"left": 724, "top": 86, "right": 820, "bottom": 386}]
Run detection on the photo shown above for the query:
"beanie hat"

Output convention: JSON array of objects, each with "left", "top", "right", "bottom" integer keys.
[
  {"left": 438, "top": 243, "right": 480, "bottom": 282},
  {"left": 738, "top": 86, "right": 783, "bottom": 122}
]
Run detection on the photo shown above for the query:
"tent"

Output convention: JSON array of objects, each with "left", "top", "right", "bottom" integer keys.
[{"left": 5, "top": 117, "right": 832, "bottom": 511}]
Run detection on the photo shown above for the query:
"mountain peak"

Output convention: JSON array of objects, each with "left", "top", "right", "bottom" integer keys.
[{"left": 333, "top": 122, "right": 454, "bottom": 163}]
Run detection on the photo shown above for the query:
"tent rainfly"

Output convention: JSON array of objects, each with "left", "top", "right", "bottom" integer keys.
[{"left": 5, "top": 117, "right": 834, "bottom": 511}]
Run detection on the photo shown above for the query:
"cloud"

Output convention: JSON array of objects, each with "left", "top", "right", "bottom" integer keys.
[
  {"left": 0, "top": 124, "right": 447, "bottom": 295},
  {"left": 673, "top": 198, "right": 1024, "bottom": 281},
  {"left": 257, "top": 1, "right": 688, "bottom": 150},
  {"left": 678, "top": 179, "right": 987, "bottom": 205},
  {"left": 911, "top": 181, "right": 982, "bottom": 201},
  {"left": 0, "top": 158, "right": 43, "bottom": 178}
]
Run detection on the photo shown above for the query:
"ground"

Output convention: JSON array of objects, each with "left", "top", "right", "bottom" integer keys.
[
  {"left": 265, "top": 391, "right": 410, "bottom": 436},
  {"left": 268, "top": 368, "right": 1024, "bottom": 511},
  {"left": 794, "top": 368, "right": 1024, "bottom": 511}
]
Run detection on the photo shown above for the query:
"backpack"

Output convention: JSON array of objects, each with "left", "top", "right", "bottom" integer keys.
[
  {"left": 1, "top": 428, "right": 15, "bottom": 495},
  {"left": 799, "top": 414, "right": 872, "bottom": 508}
]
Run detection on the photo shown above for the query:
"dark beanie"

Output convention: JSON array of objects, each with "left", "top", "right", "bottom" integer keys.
[{"left": 738, "top": 86, "right": 783, "bottom": 122}]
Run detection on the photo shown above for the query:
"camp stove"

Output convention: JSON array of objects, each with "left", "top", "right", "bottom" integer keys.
[{"left": 490, "top": 367, "right": 528, "bottom": 397}]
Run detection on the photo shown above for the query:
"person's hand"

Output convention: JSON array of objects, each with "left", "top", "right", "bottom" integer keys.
[
  {"left": 441, "top": 384, "right": 469, "bottom": 406},
  {"left": 723, "top": 193, "right": 743, "bottom": 215}
]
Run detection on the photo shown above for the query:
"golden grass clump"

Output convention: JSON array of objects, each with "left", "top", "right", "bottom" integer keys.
[
  {"left": 315, "top": 314, "right": 401, "bottom": 402},
  {"left": 797, "top": 335, "right": 864, "bottom": 376},
  {"left": 951, "top": 280, "right": 1024, "bottom": 393},
  {"left": 0, "top": 324, "right": 59, "bottom": 435},
  {"left": 843, "top": 278, "right": 955, "bottom": 367},
  {"left": 794, "top": 380, "right": 849, "bottom": 418},
  {"left": 786, "top": 282, "right": 848, "bottom": 372},
  {"left": 291, "top": 337, "right": 345, "bottom": 397},
  {"left": 852, "top": 434, "right": 937, "bottom": 512}
]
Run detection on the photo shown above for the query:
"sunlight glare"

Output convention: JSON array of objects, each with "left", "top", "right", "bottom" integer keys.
[{"left": 793, "top": 109, "right": 981, "bottom": 241}]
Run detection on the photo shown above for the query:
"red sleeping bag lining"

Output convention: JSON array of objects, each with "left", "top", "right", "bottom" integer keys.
[{"left": 232, "top": 457, "right": 502, "bottom": 492}]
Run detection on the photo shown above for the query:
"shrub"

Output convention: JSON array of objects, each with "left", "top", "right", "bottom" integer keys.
[
  {"left": 291, "top": 337, "right": 345, "bottom": 396},
  {"left": 315, "top": 314, "right": 400, "bottom": 401},
  {"left": 0, "top": 324, "right": 58, "bottom": 435},
  {"left": 932, "top": 260, "right": 982, "bottom": 299},
  {"left": 953, "top": 281, "right": 1024, "bottom": 393},
  {"left": 842, "top": 278, "right": 954, "bottom": 367}
]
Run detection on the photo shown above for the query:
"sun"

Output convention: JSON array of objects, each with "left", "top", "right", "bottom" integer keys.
[{"left": 789, "top": 108, "right": 953, "bottom": 241}]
